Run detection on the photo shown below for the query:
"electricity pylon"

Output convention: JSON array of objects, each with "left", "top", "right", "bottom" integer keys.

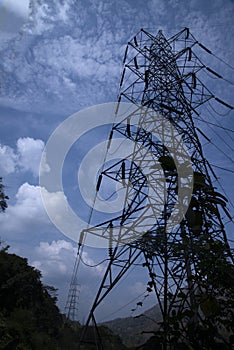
[
  {"left": 66, "top": 28, "right": 234, "bottom": 349},
  {"left": 65, "top": 247, "right": 81, "bottom": 322}
]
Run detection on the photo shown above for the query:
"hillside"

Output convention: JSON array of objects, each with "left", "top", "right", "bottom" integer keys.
[
  {"left": 102, "top": 305, "right": 162, "bottom": 348},
  {"left": 0, "top": 244, "right": 130, "bottom": 350}
]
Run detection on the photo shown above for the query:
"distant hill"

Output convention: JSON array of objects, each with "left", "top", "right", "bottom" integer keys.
[
  {"left": 0, "top": 243, "right": 129, "bottom": 350},
  {"left": 101, "top": 305, "right": 162, "bottom": 348}
]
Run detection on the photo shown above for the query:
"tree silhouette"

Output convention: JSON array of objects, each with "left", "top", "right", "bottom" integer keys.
[{"left": 0, "top": 177, "right": 8, "bottom": 212}]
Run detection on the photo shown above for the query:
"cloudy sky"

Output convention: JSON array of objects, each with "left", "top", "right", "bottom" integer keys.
[{"left": 0, "top": 0, "right": 233, "bottom": 322}]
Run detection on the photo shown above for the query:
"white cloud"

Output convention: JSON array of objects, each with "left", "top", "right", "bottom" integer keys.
[
  {"left": 0, "top": 144, "right": 16, "bottom": 175},
  {"left": 32, "top": 240, "right": 76, "bottom": 278},
  {"left": 27, "top": 0, "right": 71, "bottom": 35},
  {"left": 0, "top": 0, "right": 230, "bottom": 115},
  {"left": 15, "top": 236, "right": 154, "bottom": 321},
  {"left": 0, "top": 137, "right": 44, "bottom": 177},
  {"left": 17, "top": 137, "right": 44, "bottom": 176},
  {"left": 2, "top": 0, "right": 30, "bottom": 20},
  {"left": 31, "top": 239, "right": 104, "bottom": 279},
  {"left": 129, "top": 281, "right": 146, "bottom": 296},
  {"left": 39, "top": 152, "right": 50, "bottom": 174},
  {"left": 29, "top": 239, "right": 106, "bottom": 314},
  {"left": 35, "top": 239, "right": 75, "bottom": 257},
  {"left": 0, "top": 182, "right": 49, "bottom": 236},
  {"left": 0, "top": 0, "right": 30, "bottom": 44},
  {"left": 15, "top": 182, "right": 43, "bottom": 214},
  {"left": 0, "top": 0, "right": 233, "bottom": 322}
]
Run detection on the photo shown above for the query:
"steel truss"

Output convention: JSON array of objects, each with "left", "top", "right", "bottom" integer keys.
[{"left": 67, "top": 28, "right": 233, "bottom": 349}]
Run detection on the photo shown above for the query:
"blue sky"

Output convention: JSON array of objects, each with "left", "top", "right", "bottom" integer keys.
[{"left": 0, "top": 0, "right": 233, "bottom": 322}]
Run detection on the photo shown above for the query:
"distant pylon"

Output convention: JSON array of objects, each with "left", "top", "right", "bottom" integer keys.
[{"left": 65, "top": 244, "right": 81, "bottom": 322}]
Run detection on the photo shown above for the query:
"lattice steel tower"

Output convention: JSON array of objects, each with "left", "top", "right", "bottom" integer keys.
[{"left": 66, "top": 28, "right": 234, "bottom": 349}]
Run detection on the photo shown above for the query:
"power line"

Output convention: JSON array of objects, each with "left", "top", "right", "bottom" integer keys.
[
  {"left": 207, "top": 138, "right": 234, "bottom": 165},
  {"left": 99, "top": 290, "right": 146, "bottom": 323},
  {"left": 215, "top": 177, "right": 234, "bottom": 212},
  {"left": 201, "top": 121, "right": 234, "bottom": 152},
  {"left": 79, "top": 253, "right": 109, "bottom": 268},
  {"left": 212, "top": 52, "right": 234, "bottom": 71},
  {"left": 208, "top": 100, "right": 233, "bottom": 117},
  {"left": 211, "top": 164, "right": 234, "bottom": 174},
  {"left": 76, "top": 28, "right": 234, "bottom": 349},
  {"left": 193, "top": 116, "right": 234, "bottom": 134}
]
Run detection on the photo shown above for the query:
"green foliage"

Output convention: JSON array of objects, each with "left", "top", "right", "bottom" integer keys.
[
  {"left": 100, "top": 326, "right": 128, "bottom": 350},
  {"left": 0, "top": 245, "right": 131, "bottom": 350},
  {"left": 0, "top": 245, "right": 62, "bottom": 349},
  {"left": 0, "top": 178, "right": 8, "bottom": 212},
  {"left": 136, "top": 189, "right": 234, "bottom": 350},
  {"left": 139, "top": 237, "right": 234, "bottom": 350}
]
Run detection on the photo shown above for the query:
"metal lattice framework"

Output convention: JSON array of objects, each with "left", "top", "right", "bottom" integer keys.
[
  {"left": 66, "top": 28, "right": 234, "bottom": 349},
  {"left": 65, "top": 247, "right": 81, "bottom": 322}
]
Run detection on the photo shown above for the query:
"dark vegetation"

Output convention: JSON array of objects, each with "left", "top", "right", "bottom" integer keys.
[
  {"left": 0, "top": 178, "right": 8, "bottom": 213},
  {"left": 0, "top": 178, "right": 234, "bottom": 349},
  {"left": 0, "top": 179, "right": 128, "bottom": 349},
  {"left": 1, "top": 242, "right": 233, "bottom": 350},
  {"left": 0, "top": 244, "right": 129, "bottom": 350},
  {"left": 0, "top": 244, "right": 62, "bottom": 349}
]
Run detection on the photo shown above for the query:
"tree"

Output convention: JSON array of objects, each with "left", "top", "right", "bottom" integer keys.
[
  {"left": 0, "top": 177, "right": 8, "bottom": 212},
  {"left": 0, "top": 245, "right": 62, "bottom": 349},
  {"left": 0, "top": 187, "right": 131, "bottom": 349},
  {"left": 0, "top": 245, "right": 131, "bottom": 350},
  {"left": 139, "top": 238, "right": 234, "bottom": 350}
]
